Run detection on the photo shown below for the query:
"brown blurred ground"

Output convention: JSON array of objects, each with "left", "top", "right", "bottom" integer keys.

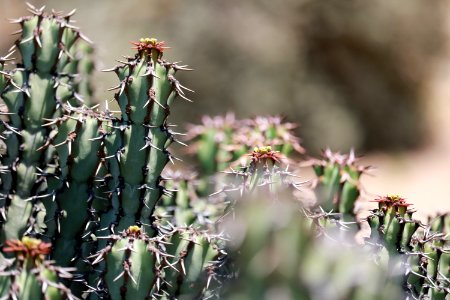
[{"left": 1, "top": 1, "right": 450, "bottom": 215}]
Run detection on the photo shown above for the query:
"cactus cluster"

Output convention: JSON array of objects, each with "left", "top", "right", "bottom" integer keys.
[
  {"left": 0, "top": 5, "right": 449, "bottom": 300},
  {"left": 367, "top": 196, "right": 450, "bottom": 298},
  {"left": 185, "top": 114, "right": 304, "bottom": 176}
]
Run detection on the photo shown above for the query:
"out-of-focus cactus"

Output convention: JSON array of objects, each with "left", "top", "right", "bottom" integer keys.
[
  {"left": 185, "top": 114, "right": 304, "bottom": 177},
  {"left": 217, "top": 146, "right": 300, "bottom": 205},
  {"left": 311, "top": 149, "right": 367, "bottom": 216},
  {"left": 0, "top": 236, "right": 76, "bottom": 299},
  {"left": 367, "top": 195, "right": 420, "bottom": 256},
  {"left": 72, "top": 42, "right": 96, "bottom": 106},
  {"left": 154, "top": 169, "right": 227, "bottom": 228},
  {"left": 89, "top": 225, "right": 224, "bottom": 299},
  {"left": 225, "top": 197, "right": 402, "bottom": 300},
  {"left": 304, "top": 149, "right": 369, "bottom": 237}
]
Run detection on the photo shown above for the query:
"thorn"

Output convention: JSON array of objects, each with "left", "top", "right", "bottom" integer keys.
[
  {"left": 78, "top": 32, "right": 93, "bottom": 44},
  {"left": 8, "top": 18, "right": 23, "bottom": 24},
  {"left": 20, "top": 35, "right": 34, "bottom": 45},
  {"left": 35, "top": 34, "right": 42, "bottom": 48},
  {"left": 101, "top": 66, "right": 117, "bottom": 73},
  {"left": 10, "top": 29, "right": 23, "bottom": 36},
  {"left": 65, "top": 8, "right": 77, "bottom": 18},
  {"left": 176, "top": 92, "right": 193, "bottom": 102}
]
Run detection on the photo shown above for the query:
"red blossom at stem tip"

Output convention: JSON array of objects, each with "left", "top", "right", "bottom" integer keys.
[
  {"left": 131, "top": 37, "right": 169, "bottom": 53},
  {"left": 3, "top": 236, "right": 51, "bottom": 261},
  {"left": 370, "top": 194, "right": 412, "bottom": 208}
]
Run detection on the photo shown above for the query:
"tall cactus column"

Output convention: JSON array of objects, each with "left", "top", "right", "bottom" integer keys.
[
  {"left": 0, "top": 6, "right": 90, "bottom": 241},
  {"left": 97, "top": 38, "right": 193, "bottom": 235}
]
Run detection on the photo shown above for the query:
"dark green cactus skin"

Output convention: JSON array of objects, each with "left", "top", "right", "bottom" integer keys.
[
  {"left": 225, "top": 197, "right": 402, "bottom": 300},
  {"left": 0, "top": 6, "right": 90, "bottom": 242},
  {"left": 89, "top": 226, "right": 223, "bottom": 299},
  {"left": 0, "top": 237, "right": 76, "bottom": 300},
  {"left": 71, "top": 42, "right": 96, "bottom": 106}
]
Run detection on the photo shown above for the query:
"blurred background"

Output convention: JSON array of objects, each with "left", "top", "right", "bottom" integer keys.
[{"left": 1, "top": 0, "right": 450, "bottom": 215}]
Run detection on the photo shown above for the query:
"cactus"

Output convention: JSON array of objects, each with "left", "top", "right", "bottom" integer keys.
[
  {"left": 185, "top": 114, "right": 304, "bottom": 177},
  {"left": 225, "top": 197, "right": 403, "bottom": 300},
  {"left": 366, "top": 196, "right": 450, "bottom": 299},
  {"left": 367, "top": 195, "right": 420, "bottom": 256},
  {"left": 311, "top": 149, "right": 367, "bottom": 216},
  {"left": 0, "top": 5, "right": 91, "bottom": 242},
  {"left": 154, "top": 169, "right": 227, "bottom": 228},
  {"left": 0, "top": 4, "right": 449, "bottom": 300},
  {"left": 88, "top": 225, "right": 224, "bottom": 299},
  {"left": 0, "top": 236, "right": 76, "bottom": 299}
]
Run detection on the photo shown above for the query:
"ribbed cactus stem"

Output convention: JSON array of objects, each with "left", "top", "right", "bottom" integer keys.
[
  {"left": 37, "top": 107, "right": 110, "bottom": 266},
  {"left": 96, "top": 38, "right": 192, "bottom": 235},
  {"left": 0, "top": 6, "right": 91, "bottom": 241},
  {"left": 89, "top": 225, "right": 223, "bottom": 299},
  {"left": 0, "top": 236, "right": 76, "bottom": 299}
]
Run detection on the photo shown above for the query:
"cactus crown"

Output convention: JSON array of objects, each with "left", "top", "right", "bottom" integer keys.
[
  {"left": 131, "top": 37, "right": 168, "bottom": 57},
  {"left": 250, "top": 145, "right": 281, "bottom": 164},
  {"left": 3, "top": 237, "right": 51, "bottom": 262}
]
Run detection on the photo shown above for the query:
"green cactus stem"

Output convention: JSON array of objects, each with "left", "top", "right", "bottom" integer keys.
[
  {"left": 367, "top": 195, "right": 420, "bottom": 256},
  {"left": 311, "top": 149, "right": 367, "bottom": 216},
  {"left": 93, "top": 37, "right": 193, "bottom": 236},
  {"left": 403, "top": 213, "right": 449, "bottom": 299},
  {"left": 89, "top": 225, "right": 223, "bottom": 299},
  {"left": 0, "top": 236, "right": 77, "bottom": 300},
  {"left": 0, "top": 5, "right": 92, "bottom": 242},
  {"left": 35, "top": 106, "right": 111, "bottom": 266}
]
